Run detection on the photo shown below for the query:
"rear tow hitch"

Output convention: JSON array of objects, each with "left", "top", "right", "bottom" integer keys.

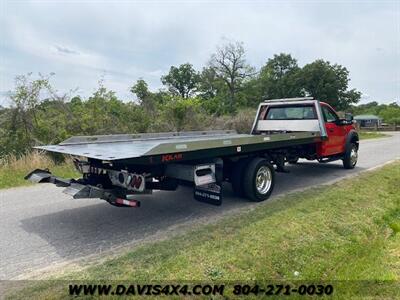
[{"left": 25, "top": 169, "right": 141, "bottom": 208}]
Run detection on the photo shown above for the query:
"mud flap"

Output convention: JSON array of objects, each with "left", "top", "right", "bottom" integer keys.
[{"left": 194, "top": 183, "right": 222, "bottom": 206}]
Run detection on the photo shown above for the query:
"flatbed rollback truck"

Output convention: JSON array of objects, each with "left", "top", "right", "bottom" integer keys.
[{"left": 26, "top": 98, "right": 359, "bottom": 207}]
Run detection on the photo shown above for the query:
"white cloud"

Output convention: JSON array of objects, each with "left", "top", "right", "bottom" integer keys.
[{"left": 53, "top": 45, "right": 80, "bottom": 55}]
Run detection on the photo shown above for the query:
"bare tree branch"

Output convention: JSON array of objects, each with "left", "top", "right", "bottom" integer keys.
[{"left": 209, "top": 41, "right": 254, "bottom": 112}]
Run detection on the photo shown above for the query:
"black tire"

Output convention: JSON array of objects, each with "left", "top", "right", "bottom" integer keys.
[
  {"left": 243, "top": 158, "right": 275, "bottom": 202},
  {"left": 343, "top": 143, "right": 358, "bottom": 169},
  {"left": 288, "top": 157, "right": 299, "bottom": 164},
  {"left": 231, "top": 158, "right": 250, "bottom": 197}
]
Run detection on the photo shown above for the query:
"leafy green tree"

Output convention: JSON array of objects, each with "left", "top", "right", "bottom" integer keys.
[
  {"left": 161, "top": 63, "right": 200, "bottom": 98},
  {"left": 379, "top": 102, "right": 400, "bottom": 124},
  {"left": 349, "top": 101, "right": 400, "bottom": 124},
  {"left": 162, "top": 96, "right": 202, "bottom": 131},
  {"left": 197, "top": 67, "right": 231, "bottom": 115},
  {"left": 130, "top": 78, "right": 150, "bottom": 102},
  {"left": 130, "top": 78, "right": 155, "bottom": 112},
  {"left": 9, "top": 73, "right": 54, "bottom": 134},
  {"left": 299, "top": 60, "right": 361, "bottom": 110},
  {"left": 2, "top": 73, "right": 56, "bottom": 156},
  {"left": 236, "top": 77, "right": 263, "bottom": 109},
  {"left": 81, "top": 81, "right": 150, "bottom": 135},
  {"left": 259, "top": 53, "right": 302, "bottom": 99},
  {"left": 209, "top": 41, "right": 254, "bottom": 113},
  {"left": 198, "top": 67, "right": 223, "bottom": 100}
]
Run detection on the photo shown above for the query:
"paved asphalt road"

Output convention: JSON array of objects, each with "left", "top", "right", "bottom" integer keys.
[{"left": 1, "top": 133, "right": 399, "bottom": 279}]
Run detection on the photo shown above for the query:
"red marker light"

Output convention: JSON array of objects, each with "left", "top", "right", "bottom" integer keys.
[
  {"left": 131, "top": 175, "right": 137, "bottom": 187},
  {"left": 115, "top": 198, "right": 140, "bottom": 207}
]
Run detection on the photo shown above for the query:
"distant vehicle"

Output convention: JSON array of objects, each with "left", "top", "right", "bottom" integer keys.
[{"left": 26, "top": 98, "right": 359, "bottom": 207}]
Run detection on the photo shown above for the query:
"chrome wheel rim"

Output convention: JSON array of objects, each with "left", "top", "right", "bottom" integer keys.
[
  {"left": 350, "top": 146, "right": 358, "bottom": 166},
  {"left": 255, "top": 166, "right": 272, "bottom": 194}
]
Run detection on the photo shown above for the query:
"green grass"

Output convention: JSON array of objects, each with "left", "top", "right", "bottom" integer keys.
[
  {"left": 6, "top": 162, "right": 400, "bottom": 299},
  {"left": 0, "top": 164, "right": 78, "bottom": 189},
  {"left": 358, "top": 131, "right": 388, "bottom": 140},
  {"left": 0, "top": 153, "right": 79, "bottom": 189}
]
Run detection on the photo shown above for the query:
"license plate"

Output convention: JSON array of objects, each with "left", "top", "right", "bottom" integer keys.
[{"left": 194, "top": 183, "right": 222, "bottom": 206}]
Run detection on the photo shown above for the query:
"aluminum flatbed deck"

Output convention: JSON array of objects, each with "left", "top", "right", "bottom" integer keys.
[{"left": 36, "top": 130, "right": 321, "bottom": 163}]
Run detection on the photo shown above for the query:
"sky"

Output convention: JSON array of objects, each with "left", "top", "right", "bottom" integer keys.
[{"left": 0, "top": 0, "right": 399, "bottom": 106}]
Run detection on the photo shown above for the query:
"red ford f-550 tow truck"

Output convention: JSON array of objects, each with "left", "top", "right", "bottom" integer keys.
[{"left": 26, "top": 97, "right": 359, "bottom": 207}]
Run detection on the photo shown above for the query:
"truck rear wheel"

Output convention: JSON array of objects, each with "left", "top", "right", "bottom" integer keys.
[
  {"left": 343, "top": 143, "right": 358, "bottom": 169},
  {"left": 243, "top": 158, "right": 275, "bottom": 202}
]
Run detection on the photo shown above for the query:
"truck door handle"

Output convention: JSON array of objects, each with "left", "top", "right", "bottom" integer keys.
[{"left": 329, "top": 128, "right": 334, "bottom": 133}]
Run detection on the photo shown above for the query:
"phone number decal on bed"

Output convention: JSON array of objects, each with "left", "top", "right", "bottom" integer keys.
[{"left": 232, "top": 284, "right": 334, "bottom": 296}]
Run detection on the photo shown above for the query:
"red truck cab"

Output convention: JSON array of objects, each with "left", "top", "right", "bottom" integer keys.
[
  {"left": 253, "top": 98, "right": 359, "bottom": 169},
  {"left": 318, "top": 102, "right": 357, "bottom": 157}
]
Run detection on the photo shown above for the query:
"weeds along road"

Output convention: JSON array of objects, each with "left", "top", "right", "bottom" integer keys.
[{"left": 1, "top": 132, "right": 399, "bottom": 280}]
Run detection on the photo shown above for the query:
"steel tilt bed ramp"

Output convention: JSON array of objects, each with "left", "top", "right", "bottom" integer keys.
[{"left": 35, "top": 130, "right": 322, "bottom": 164}]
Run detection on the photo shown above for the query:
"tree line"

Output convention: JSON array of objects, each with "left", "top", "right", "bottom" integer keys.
[
  {"left": 0, "top": 40, "right": 398, "bottom": 159},
  {"left": 133, "top": 41, "right": 361, "bottom": 114},
  {"left": 348, "top": 101, "right": 400, "bottom": 125}
]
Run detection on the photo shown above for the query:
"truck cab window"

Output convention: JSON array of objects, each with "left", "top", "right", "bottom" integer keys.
[
  {"left": 265, "top": 105, "right": 316, "bottom": 120},
  {"left": 322, "top": 106, "right": 338, "bottom": 123}
]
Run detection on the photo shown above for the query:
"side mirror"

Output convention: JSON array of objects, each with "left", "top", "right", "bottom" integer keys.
[
  {"left": 345, "top": 113, "right": 353, "bottom": 122},
  {"left": 335, "top": 119, "right": 345, "bottom": 126}
]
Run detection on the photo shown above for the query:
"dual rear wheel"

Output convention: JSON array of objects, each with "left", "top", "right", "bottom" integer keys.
[
  {"left": 232, "top": 157, "right": 275, "bottom": 202},
  {"left": 231, "top": 143, "right": 358, "bottom": 202}
]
